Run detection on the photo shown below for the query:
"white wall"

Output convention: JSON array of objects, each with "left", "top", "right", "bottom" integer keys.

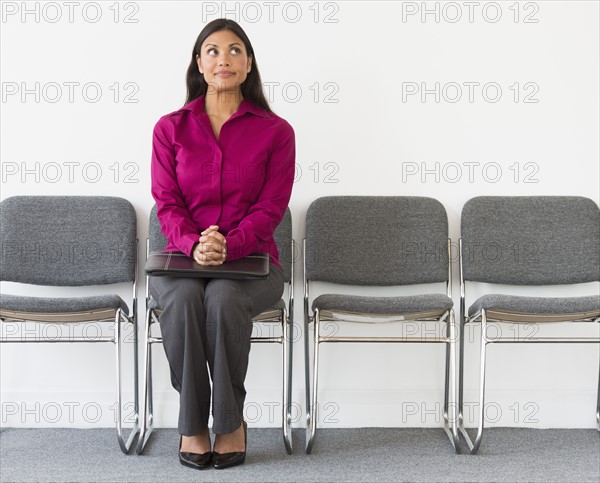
[{"left": 1, "top": 1, "right": 598, "bottom": 430}]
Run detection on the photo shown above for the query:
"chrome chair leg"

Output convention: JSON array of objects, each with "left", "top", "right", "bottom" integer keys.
[
  {"left": 148, "top": 340, "right": 154, "bottom": 433},
  {"left": 443, "top": 316, "right": 451, "bottom": 415},
  {"left": 596, "top": 355, "right": 600, "bottom": 431},
  {"left": 443, "top": 310, "right": 461, "bottom": 453},
  {"left": 115, "top": 308, "right": 140, "bottom": 454},
  {"left": 303, "top": 307, "right": 312, "bottom": 452},
  {"left": 136, "top": 308, "right": 154, "bottom": 454},
  {"left": 458, "top": 315, "right": 469, "bottom": 448},
  {"left": 458, "top": 310, "right": 489, "bottom": 454},
  {"left": 470, "top": 310, "right": 488, "bottom": 454},
  {"left": 306, "top": 309, "right": 321, "bottom": 454},
  {"left": 282, "top": 308, "right": 293, "bottom": 454}
]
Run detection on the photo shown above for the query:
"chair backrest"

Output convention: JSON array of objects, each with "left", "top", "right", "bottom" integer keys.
[
  {"left": 148, "top": 204, "right": 168, "bottom": 254},
  {"left": 0, "top": 196, "right": 137, "bottom": 286},
  {"left": 461, "top": 196, "right": 600, "bottom": 285},
  {"left": 305, "top": 196, "right": 449, "bottom": 286},
  {"left": 149, "top": 205, "right": 293, "bottom": 283}
]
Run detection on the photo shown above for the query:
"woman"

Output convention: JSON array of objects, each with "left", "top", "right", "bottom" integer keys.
[{"left": 150, "top": 18, "right": 295, "bottom": 470}]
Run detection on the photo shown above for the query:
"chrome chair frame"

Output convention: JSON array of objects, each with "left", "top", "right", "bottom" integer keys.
[
  {"left": 303, "top": 238, "right": 460, "bottom": 454},
  {"left": 136, "top": 239, "right": 295, "bottom": 455},
  {"left": 457, "top": 238, "right": 600, "bottom": 455},
  {"left": 0, "top": 257, "right": 140, "bottom": 454}
]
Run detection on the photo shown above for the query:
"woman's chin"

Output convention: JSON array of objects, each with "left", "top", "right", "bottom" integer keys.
[{"left": 206, "top": 82, "right": 243, "bottom": 95}]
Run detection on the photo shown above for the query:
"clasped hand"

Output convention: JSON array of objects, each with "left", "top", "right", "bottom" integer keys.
[{"left": 192, "top": 225, "right": 227, "bottom": 266}]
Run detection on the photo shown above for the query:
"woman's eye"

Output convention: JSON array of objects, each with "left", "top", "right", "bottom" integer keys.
[
  {"left": 208, "top": 48, "right": 218, "bottom": 55},
  {"left": 230, "top": 47, "right": 240, "bottom": 54}
]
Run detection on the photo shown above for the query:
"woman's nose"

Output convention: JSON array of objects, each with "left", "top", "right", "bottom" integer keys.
[{"left": 218, "top": 53, "right": 230, "bottom": 66}]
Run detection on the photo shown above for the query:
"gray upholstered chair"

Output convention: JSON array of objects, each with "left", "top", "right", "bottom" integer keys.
[
  {"left": 458, "top": 196, "right": 600, "bottom": 454},
  {"left": 0, "top": 196, "right": 139, "bottom": 453},
  {"left": 136, "top": 206, "right": 295, "bottom": 454},
  {"left": 303, "top": 196, "right": 459, "bottom": 454}
]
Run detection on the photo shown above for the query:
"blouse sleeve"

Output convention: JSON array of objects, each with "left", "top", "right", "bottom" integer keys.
[
  {"left": 224, "top": 121, "right": 296, "bottom": 261},
  {"left": 150, "top": 116, "right": 200, "bottom": 256}
]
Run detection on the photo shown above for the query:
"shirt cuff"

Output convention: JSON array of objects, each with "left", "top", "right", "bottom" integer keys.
[
  {"left": 179, "top": 233, "right": 200, "bottom": 257},
  {"left": 225, "top": 233, "right": 258, "bottom": 261}
]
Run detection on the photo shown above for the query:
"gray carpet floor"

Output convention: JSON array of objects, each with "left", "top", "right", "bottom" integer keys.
[{"left": 0, "top": 427, "right": 598, "bottom": 482}]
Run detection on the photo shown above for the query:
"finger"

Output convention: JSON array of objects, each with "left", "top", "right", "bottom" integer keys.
[
  {"left": 194, "top": 248, "right": 225, "bottom": 265},
  {"left": 200, "top": 225, "right": 219, "bottom": 236},
  {"left": 199, "top": 235, "right": 224, "bottom": 246},
  {"left": 195, "top": 251, "right": 221, "bottom": 263},
  {"left": 195, "top": 256, "right": 225, "bottom": 266},
  {"left": 200, "top": 248, "right": 225, "bottom": 260},
  {"left": 200, "top": 231, "right": 226, "bottom": 244},
  {"left": 197, "top": 241, "right": 225, "bottom": 254},
  {"left": 198, "top": 243, "right": 225, "bottom": 256},
  {"left": 207, "top": 230, "right": 225, "bottom": 241},
  {"left": 196, "top": 261, "right": 223, "bottom": 266},
  {"left": 199, "top": 238, "right": 226, "bottom": 253}
]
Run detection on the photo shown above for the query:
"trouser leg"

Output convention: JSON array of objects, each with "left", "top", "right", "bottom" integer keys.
[
  {"left": 205, "top": 266, "right": 285, "bottom": 434},
  {"left": 149, "top": 276, "right": 211, "bottom": 436}
]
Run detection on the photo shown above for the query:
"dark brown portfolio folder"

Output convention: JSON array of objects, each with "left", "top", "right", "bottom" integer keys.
[{"left": 145, "top": 252, "right": 270, "bottom": 279}]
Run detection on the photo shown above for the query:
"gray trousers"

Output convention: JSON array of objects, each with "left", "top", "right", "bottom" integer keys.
[{"left": 149, "top": 266, "right": 284, "bottom": 436}]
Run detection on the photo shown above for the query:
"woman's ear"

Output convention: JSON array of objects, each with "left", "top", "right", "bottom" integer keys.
[
  {"left": 196, "top": 54, "right": 203, "bottom": 74},
  {"left": 247, "top": 54, "right": 253, "bottom": 73}
]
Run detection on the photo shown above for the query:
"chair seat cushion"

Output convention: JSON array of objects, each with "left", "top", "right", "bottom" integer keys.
[
  {"left": 269, "top": 299, "right": 286, "bottom": 311},
  {"left": 468, "top": 294, "right": 600, "bottom": 321},
  {"left": 0, "top": 294, "right": 129, "bottom": 322},
  {"left": 252, "top": 299, "right": 287, "bottom": 322},
  {"left": 312, "top": 293, "right": 453, "bottom": 317}
]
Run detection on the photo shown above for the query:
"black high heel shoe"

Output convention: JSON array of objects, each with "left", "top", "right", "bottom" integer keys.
[
  {"left": 212, "top": 421, "right": 247, "bottom": 470},
  {"left": 179, "top": 435, "right": 212, "bottom": 470}
]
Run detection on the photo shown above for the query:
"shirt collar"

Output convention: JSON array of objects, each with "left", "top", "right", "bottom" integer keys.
[{"left": 182, "top": 95, "right": 271, "bottom": 119}]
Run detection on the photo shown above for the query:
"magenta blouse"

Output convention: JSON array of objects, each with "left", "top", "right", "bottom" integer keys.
[{"left": 151, "top": 95, "right": 295, "bottom": 269}]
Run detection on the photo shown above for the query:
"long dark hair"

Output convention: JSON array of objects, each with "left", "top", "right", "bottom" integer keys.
[{"left": 185, "top": 19, "right": 272, "bottom": 113}]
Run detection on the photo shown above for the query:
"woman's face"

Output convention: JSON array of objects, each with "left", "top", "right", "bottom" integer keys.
[{"left": 196, "top": 29, "right": 253, "bottom": 94}]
